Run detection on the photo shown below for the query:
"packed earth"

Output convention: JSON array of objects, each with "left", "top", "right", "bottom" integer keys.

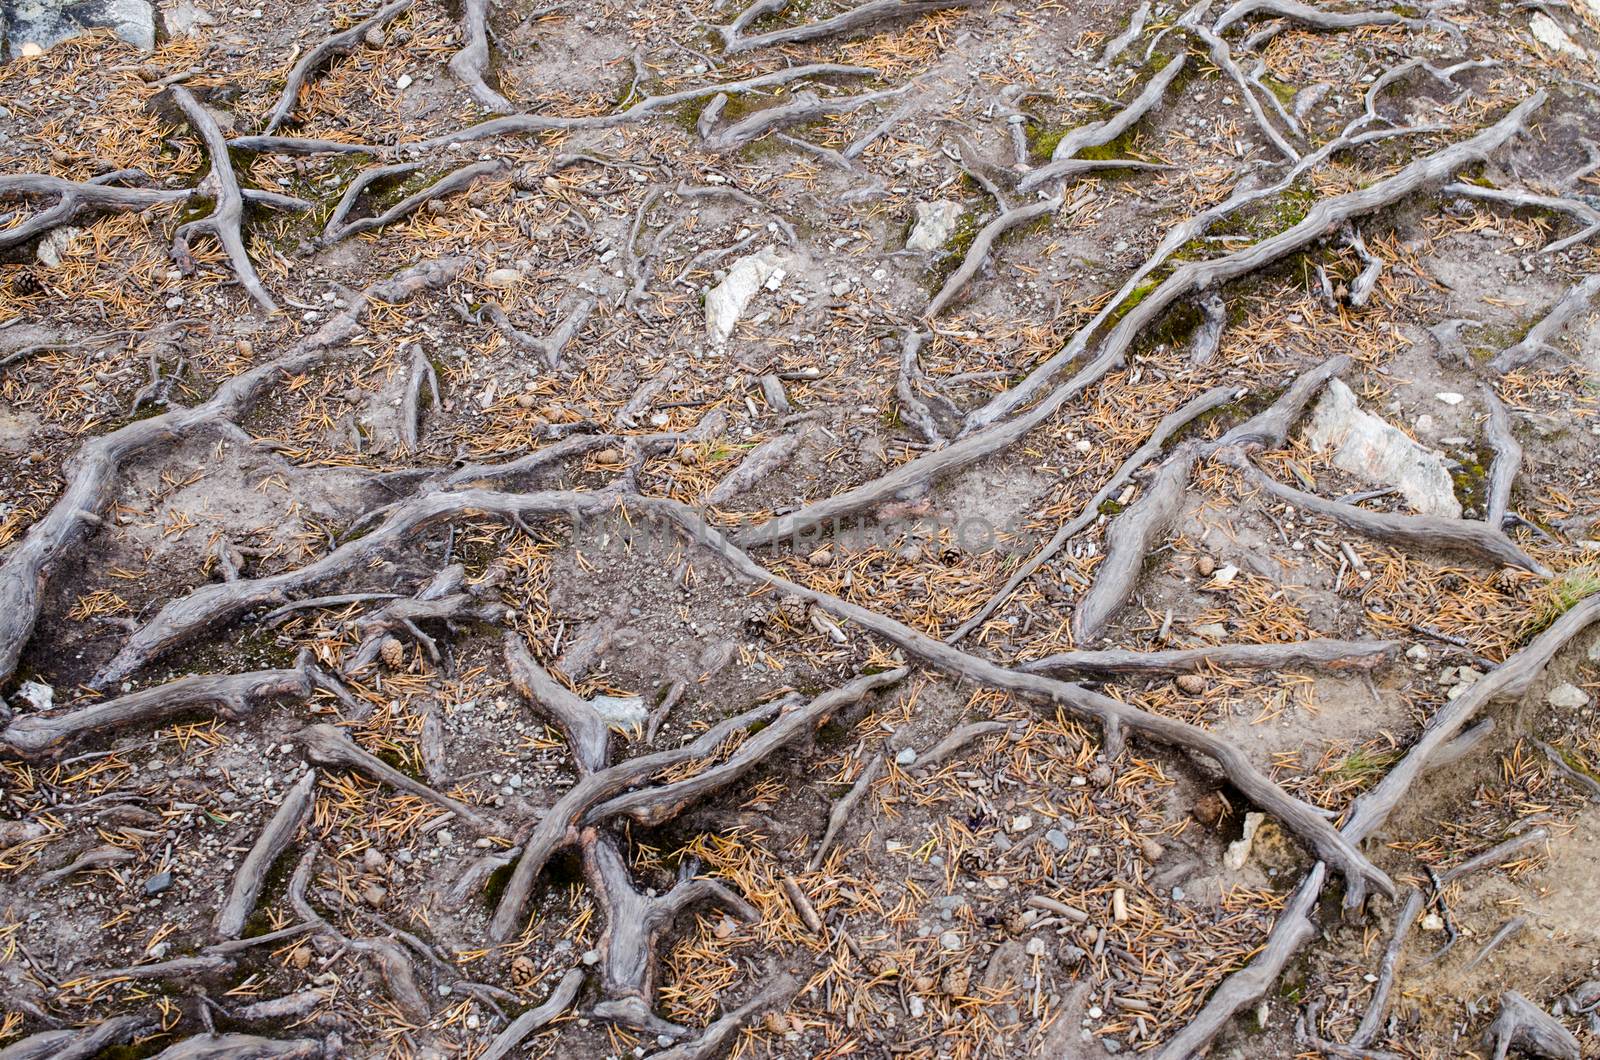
[{"left": 2, "top": 0, "right": 1600, "bottom": 1057}]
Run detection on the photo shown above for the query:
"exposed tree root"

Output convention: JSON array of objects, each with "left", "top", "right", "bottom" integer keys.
[
  {"left": 948, "top": 385, "right": 1239, "bottom": 643},
  {"left": 413, "top": 63, "right": 878, "bottom": 151},
  {"left": 449, "top": 0, "right": 515, "bottom": 113},
  {"left": 0, "top": 255, "right": 463, "bottom": 686},
  {"left": 169, "top": 87, "right": 278, "bottom": 313},
  {"left": 639, "top": 496, "right": 1393, "bottom": 898},
  {"left": 924, "top": 195, "right": 1061, "bottom": 317},
  {"left": 92, "top": 488, "right": 612, "bottom": 689},
  {"left": 737, "top": 97, "right": 1542, "bottom": 548},
  {"left": 1072, "top": 447, "right": 1197, "bottom": 645},
  {"left": 0, "top": 664, "right": 316, "bottom": 760},
  {"left": 1017, "top": 54, "right": 1187, "bottom": 191},
  {"left": 149, "top": 1033, "right": 323, "bottom": 1059},
  {"left": 321, "top": 160, "right": 504, "bottom": 245},
  {"left": 647, "top": 975, "right": 799, "bottom": 1060},
  {"left": 1212, "top": 0, "right": 1444, "bottom": 36},
  {"left": 1350, "top": 888, "right": 1424, "bottom": 1049},
  {"left": 1020, "top": 638, "right": 1400, "bottom": 677},
  {"left": 227, "top": 135, "right": 380, "bottom": 156},
  {"left": 1163, "top": 595, "right": 1600, "bottom": 1057},
  {"left": 33, "top": 846, "right": 134, "bottom": 890},
  {"left": 1218, "top": 446, "right": 1549, "bottom": 575},
  {"left": 341, "top": 565, "right": 507, "bottom": 674},
  {"left": 894, "top": 329, "right": 956, "bottom": 445},
  {"left": 0, "top": 176, "right": 183, "bottom": 252},
  {"left": 1101, "top": 0, "right": 1151, "bottom": 65},
  {"left": 700, "top": 86, "right": 909, "bottom": 153},
  {"left": 1536, "top": 740, "right": 1600, "bottom": 800},
  {"left": 263, "top": 0, "right": 414, "bottom": 133},
  {"left": 809, "top": 753, "right": 884, "bottom": 870},
  {"left": 1482, "top": 991, "right": 1581, "bottom": 1060},
  {"left": 912, "top": 720, "right": 1012, "bottom": 773},
  {"left": 479, "top": 967, "right": 584, "bottom": 1060},
  {"left": 1486, "top": 273, "right": 1600, "bottom": 372},
  {"left": 479, "top": 296, "right": 595, "bottom": 372},
  {"left": 399, "top": 345, "right": 440, "bottom": 453},
  {"left": 1444, "top": 182, "right": 1600, "bottom": 256},
  {"left": 0, "top": 1015, "right": 148, "bottom": 1060},
  {"left": 715, "top": 0, "right": 971, "bottom": 54},
  {"left": 295, "top": 723, "right": 501, "bottom": 833},
  {"left": 1188, "top": 291, "right": 1226, "bottom": 365},
  {"left": 214, "top": 769, "right": 318, "bottom": 940},
  {"left": 1481, "top": 386, "right": 1521, "bottom": 528},
  {"left": 1435, "top": 828, "right": 1548, "bottom": 888}
]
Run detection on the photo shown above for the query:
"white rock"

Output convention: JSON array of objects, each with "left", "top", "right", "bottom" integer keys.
[
  {"left": 590, "top": 694, "right": 648, "bottom": 730},
  {"left": 35, "top": 225, "right": 82, "bottom": 267},
  {"left": 484, "top": 268, "right": 521, "bottom": 289},
  {"left": 161, "top": 0, "right": 215, "bottom": 36},
  {"left": 906, "top": 200, "right": 963, "bottom": 252},
  {"left": 14, "top": 681, "right": 53, "bottom": 712},
  {"left": 1223, "top": 811, "right": 1265, "bottom": 871},
  {"left": 1530, "top": 13, "right": 1589, "bottom": 59},
  {"left": 1306, "top": 379, "right": 1462, "bottom": 518},
  {"left": 395, "top": 72, "right": 413, "bottom": 90},
  {"left": 9, "top": 0, "right": 157, "bottom": 52},
  {"left": 1009, "top": 814, "right": 1033, "bottom": 834},
  {"left": 1209, "top": 564, "right": 1239, "bottom": 587},
  {"left": 704, "top": 247, "right": 781, "bottom": 348},
  {"left": 1434, "top": 391, "right": 1465, "bottom": 406},
  {"left": 1547, "top": 682, "right": 1590, "bottom": 710}
]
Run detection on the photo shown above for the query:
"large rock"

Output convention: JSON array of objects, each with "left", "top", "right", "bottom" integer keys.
[
  {"left": 1305, "top": 378, "right": 1462, "bottom": 518},
  {"left": 4, "top": 0, "right": 156, "bottom": 55},
  {"left": 704, "top": 246, "right": 783, "bottom": 349},
  {"left": 159, "top": 0, "right": 212, "bottom": 36},
  {"left": 906, "top": 199, "right": 963, "bottom": 252}
]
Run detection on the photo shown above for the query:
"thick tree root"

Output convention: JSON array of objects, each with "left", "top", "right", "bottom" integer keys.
[
  {"left": 1017, "top": 53, "right": 1187, "bottom": 191},
  {"left": 1218, "top": 447, "right": 1548, "bottom": 575},
  {"left": 149, "top": 1034, "right": 323, "bottom": 1059},
  {"left": 321, "top": 160, "right": 503, "bottom": 245},
  {"left": 263, "top": 0, "right": 414, "bottom": 132},
  {"left": 479, "top": 967, "right": 584, "bottom": 1060},
  {"left": 0, "top": 665, "right": 315, "bottom": 760},
  {"left": 700, "top": 86, "right": 908, "bottom": 152},
  {"left": 1481, "top": 386, "right": 1521, "bottom": 528},
  {"left": 1072, "top": 448, "right": 1197, "bottom": 645},
  {"left": 92, "top": 488, "right": 612, "bottom": 689},
  {"left": 647, "top": 975, "right": 799, "bottom": 1060},
  {"left": 0, "top": 1016, "right": 148, "bottom": 1060},
  {"left": 737, "top": 96, "right": 1542, "bottom": 549},
  {"left": 895, "top": 330, "right": 956, "bottom": 445},
  {"left": 449, "top": 0, "right": 515, "bottom": 112},
  {"left": 413, "top": 63, "right": 878, "bottom": 151},
  {"left": 1486, "top": 273, "right": 1600, "bottom": 373},
  {"left": 948, "top": 385, "right": 1240, "bottom": 643},
  {"left": 1162, "top": 594, "right": 1600, "bottom": 1057},
  {"left": 295, "top": 723, "right": 501, "bottom": 833},
  {"left": 1482, "top": 992, "right": 1581, "bottom": 1060},
  {"left": 1019, "top": 639, "right": 1400, "bottom": 677},
  {"left": 0, "top": 175, "right": 185, "bottom": 251},
  {"left": 169, "top": 87, "right": 278, "bottom": 313},
  {"left": 1349, "top": 888, "right": 1424, "bottom": 1049},
  {"left": 1101, "top": 0, "right": 1151, "bottom": 65},
  {"left": 924, "top": 195, "right": 1061, "bottom": 317},
  {"left": 639, "top": 496, "right": 1393, "bottom": 899},
  {"left": 0, "top": 256, "right": 464, "bottom": 686},
  {"left": 399, "top": 345, "right": 439, "bottom": 452},
  {"left": 715, "top": 0, "right": 971, "bottom": 54},
  {"left": 214, "top": 769, "right": 318, "bottom": 940}
]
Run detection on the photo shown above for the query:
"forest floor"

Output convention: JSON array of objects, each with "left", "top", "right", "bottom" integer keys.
[{"left": 2, "top": 0, "right": 1600, "bottom": 1057}]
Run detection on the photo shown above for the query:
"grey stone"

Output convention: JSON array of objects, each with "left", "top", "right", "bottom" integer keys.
[
  {"left": 5, "top": 0, "right": 156, "bottom": 55},
  {"left": 159, "top": 0, "right": 211, "bottom": 35},
  {"left": 705, "top": 246, "right": 782, "bottom": 349},
  {"left": 906, "top": 200, "right": 963, "bottom": 252},
  {"left": 1547, "top": 682, "right": 1590, "bottom": 710},
  {"left": 895, "top": 746, "right": 918, "bottom": 766},
  {"left": 143, "top": 870, "right": 172, "bottom": 895},
  {"left": 1045, "top": 829, "right": 1069, "bottom": 852},
  {"left": 1306, "top": 378, "right": 1461, "bottom": 518}
]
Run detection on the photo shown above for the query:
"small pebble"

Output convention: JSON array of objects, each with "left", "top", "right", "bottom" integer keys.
[
  {"left": 894, "top": 747, "right": 918, "bottom": 767},
  {"left": 143, "top": 871, "right": 172, "bottom": 896}
]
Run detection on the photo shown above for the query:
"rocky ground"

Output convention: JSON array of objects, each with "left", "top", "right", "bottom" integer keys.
[{"left": 2, "top": 0, "right": 1600, "bottom": 1057}]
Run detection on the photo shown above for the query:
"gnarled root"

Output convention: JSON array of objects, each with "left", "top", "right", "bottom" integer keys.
[
  {"left": 214, "top": 769, "right": 318, "bottom": 940},
  {"left": 1020, "top": 639, "right": 1400, "bottom": 677},
  {"left": 480, "top": 968, "right": 585, "bottom": 1060},
  {"left": 715, "top": 0, "right": 971, "bottom": 54},
  {"left": 295, "top": 723, "right": 502, "bottom": 834},
  {"left": 263, "top": 0, "right": 414, "bottom": 132},
  {"left": 449, "top": 0, "right": 515, "bottom": 112},
  {"left": 1481, "top": 991, "right": 1581, "bottom": 1060}
]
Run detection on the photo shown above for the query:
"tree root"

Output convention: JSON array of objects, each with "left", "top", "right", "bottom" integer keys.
[
  {"left": 341, "top": 565, "right": 507, "bottom": 674},
  {"left": 948, "top": 385, "right": 1239, "bottom": 643},
  {"left": 480, "top": 967, "right": 584, "bottom": 1060},
  {"left": 1481, "top": 385, "right": 1521, "bottom": 528},
  {"left": 92, "top": 488, "right": 612, "bottom": 689},
  {"left": 925, "top": 195, "right": 1061, "bottom": 317},
  {"left": 1482, "top": 991, "right": 1581, "bottom": 1060},
  {"left": 487, "top": 634, "right": 793, "bottom": 940},
  {"left": 1, "top": 665, "right": 316, "bottom": 760},
  {"left": 0, "top": 175, "right": 186, "bottom": 251},
  {"left": 169, "top": 87, "right": 278, "bottom": 313},
  {"left": 738, "top": 98, "right": 1541, "bottom": 549},
  {"left": 1536, "top": 740, "right": 1600, "bottom": 800},
  {"left": 700, "top": 86, "right": 909, "bottom": 153},
  {"left": 1436, "top": 828, "right": 1548, "bottom": 889},
  {"left": 894, "top": 329, "right": 956, "bottom": 444},
  {"left": 321, "top": 160, "right": 503, "bottom": 245},
  {"left": 263, "top": 0, "right": 414, "bottom": 133},
  {"left": 809, "top": 753, "right": 884, "bottom": 870},
  {"left": 449, "top": 0, "right": 515, "bottom": 113},
  {"left": 149, "top": 1033, "right": 323, "bottom": 1059},
  {"left": 1443, "top": 182, "right": 1600, "bottom": 256},
  {"left": 641, "top": 496, "right": 1393, "bottom": 899},
  {"left": 413, "top": 63, "right": 877, "bottom": 151},
  {"left": 295, "top": 723, "right": 500, "bottom": 833},
  {"left": 1101, "top": 0, "right": 1151, "bottom": 65},
  {"left": 33, "top": 846, "right": 135, "bottom": 890},
  {"left": 1163, "top": 595, "right": 1600, "bottom": 1057},
  {"left": 351, "top": 936, "right": 430, "bottom": 1023},
  {"left": 912, "top": 720, "right": 1012, "bottom": 773},
  {"left": 1020, "top": 638, "right": 1400, "bottom": 677},
  {"left": 228, "top": 135, "right": 380, "bottom": 156},
  {"left": 647, "top": 974, "right": 799, "bottom": 1060},
  {"left": 1349, "top": 887, "right": 1423, "bottom": 1048},
  {"left": 0, "top": 255, "right": 462, "bottom": 686},
  {"left": 1072, "top": 447, "right": 1196, "bottom": 645},
  {"left": 1213, "top": 0, "right": 1446, "bottom": 37},
  {"left": 0, "top": 1016, "right": 148, "bottom": 1060},
  {"left": 1486, "top": 273, "right": 1600, "bottom": 373},
  {"left": 715, "top": 0, "right": 971, "bottom": 54},
  {"left": 592, "top": 669, "right": 906, "bottom": 828},
  {"left": 214, "top": 769, "right": 318, "bottom": 940},
  {"left": 479, "top": 296, "right": 595, "bottom": 372},
  {"left": 1189, "top": 291, "right": 1227, "bottom": 365},
  {"left": 1217, "top": 446, "right": 1548, "bottom": 575},
  {"left": 1017, "top": 54, "right": 1186, "bottom": 191},
  {"left": 398, "top": 345, "right": 439, "bottom": 453}
]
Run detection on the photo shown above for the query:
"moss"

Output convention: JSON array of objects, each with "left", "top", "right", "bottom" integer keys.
[
  {"left": 923, "top": 207, "right": 987, "bottom": 291},
  {"left": 1523, "top": 563, "right": 1600, "bottom": 638},
  {"left": 1097, "top": 499, "right": 1125, "bottom": 516},
  {"left": 1259, "top": 74, "right": 1297, "bottom": 107},
  {"left": 1449, "top": 447, "right": 1491, "bottom": 518}
]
